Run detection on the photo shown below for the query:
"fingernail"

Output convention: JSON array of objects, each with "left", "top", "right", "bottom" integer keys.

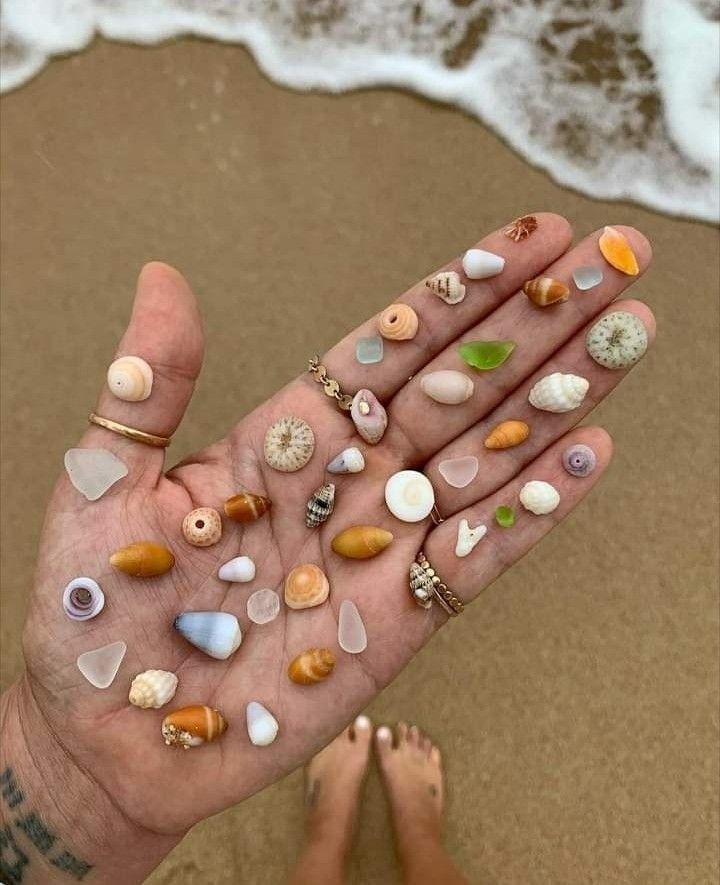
[
  {"left": 376, "top": 726, "right": 392, "bottom": 742},
  {"left": 355, "top": 715, "right": 371, "bottom": 730}
]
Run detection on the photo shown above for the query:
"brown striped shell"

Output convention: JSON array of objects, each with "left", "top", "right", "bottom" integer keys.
[
  {"left": 288, "top": 648, "right": 336, "bottom": 685},
  {"left": 224, "top": 493, "right": 271, "bottom": 522},
  {"left": 162, "top": 705, "right": 228, "bottom": 749},
  {"left": 523, "top": 277, "right": 570, "bottom": 307}
]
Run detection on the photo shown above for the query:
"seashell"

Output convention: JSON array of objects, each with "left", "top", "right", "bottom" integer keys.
[
  {"left": 484, "top": 420, "right": 530, "bottom": 450},
  {"left": 598, "top": 226, "right": 639, "bottom": 276},
  {"left": 182, "top": 508, "right": 222, "bottom": 547},
  {"left": 351, "top": 389, "right": 387, "bottom": 445},
  {"left": 455, "top": 519, "right": 487, "bottom": 558},
  {"left": 218, "top": 555, "right": 256, "bottom": 583},
  {"left": 174, "top": 611, "right": 242, "bottom": 660},
  {"left": 420, "top": 370, "right": 474, "bottom": 405},
  {"left": 504, "top": 215, "right": 538, "bottom": 243},
  {"left": 76, "top": 640, "right": 126, "bottom": 689},
  {"left": 572, "top": 265, "right": 604, "bottom": 291},
  {"left": 63, "top": 577, "right": 105, "bottom": 622},
  {"left": 288, "top": 648, "right": 336, "bottom": 685},
  {"left": 129, "top": 669, "right": 178, "bottom": 709},
  {"left": 425, "top": 271, "right": 466, "bottom": 305},
  {"left": 327, "top": 447, "right": 365, "bottom": 474},
  {"left": 378, "top": 304, "right": 419, "bottom": 341},
  {"left": 528, "top": 372, "right": 589, "bottom": 413},
  {"left": 246, "top": 701, "right": 279, "bottom": 747},
  {"left": 162, "top": 705, "right": 228, "bottom": 749},
  {"left": 519, "top": 480, "right": 560, "bottom": 515},
  {"left": 495, "top": 505, "right": 515, "bottom": 528},
  {"left": 224, "top": 493, "right": 271, "bottom": 523},
  {"left": 106, "top": 356, "right": 153, "bottom": 402},
  {"left": 305, "top": 483, "right": 336, "bottom": 528},
  {"left": 247, "top": 588, "right": 281, "bottom": 625},
  {"left": 437, "top": 456, "right": 478, "bottom": 489},
  {"left": 409, "top": 562, "right": 433, "bottom": 609},
  {"left": 109, "top": 541, "right": 175, "bottom": 577},
  {"left": 338, "top": 600, "right": 367, "bottom": 654},
  {"left": 585, "top": 311, "right": 648, "bottom": 369},
  {"left": 562, "top": 444, "right": 597, "bottom": 478},
  {"left": 384, "top": 470, "right": 435, "bottom": 523},
  {"left": 264, "top": 415, "right": 315, "bottom": 472},
  {"left": 356, "top": 335, "right": 384, "bottom": 364},
  {"left": 462, "top": 248, "right": 505, "bottom": 279},
  {"left": 331, "top": 525, "right": 394, "bottom": 559},
  {"left": 284, "top": 563, "right": 330, "bottom": 610},
  {"left": 523, "top": 277, "right": 570, "bottom": 307},
  {"left": 64, "top": 448, "right": 128, "bottom": 501}
]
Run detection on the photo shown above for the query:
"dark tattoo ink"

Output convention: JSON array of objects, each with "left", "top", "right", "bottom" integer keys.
[
  {"left": 16, "top": 812, "right": 56, "bottom": 854},
  {"left": 50, "top": 851, "right": 93, "bottom": 881},
  {"left": 0, "top": 768, "right": 25, "bottom": 810},
  {"left": 0, "top": 824, "right": 29, "bottom": 884},
  {"left": 428, "top": 784, "right": 438, "bottom": 797},
  {"left": 305, "top": 778, "right": 321, "bottom": 809}
]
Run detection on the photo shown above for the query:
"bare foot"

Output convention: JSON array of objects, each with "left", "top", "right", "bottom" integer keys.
[
  {"left": 303, "top": 715, "right": 373, "bottom": 854},
  {"left": 375, "top": 722, "right": 444, "bottom": 851}
]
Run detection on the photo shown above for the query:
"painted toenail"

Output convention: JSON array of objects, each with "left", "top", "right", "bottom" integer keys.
[
  {"left": 355, "top": 715, "right": 371, "bottom": 730},
  {"left": 376, "top": 726, "right": 392, "bottom": 741}
]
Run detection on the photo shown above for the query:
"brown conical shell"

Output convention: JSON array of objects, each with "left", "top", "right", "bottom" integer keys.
[
  {"left": 109, "top": 541, "right": 175, "bottom": 577},
  {"left": 378, "top": 303, "right": 419, "bottom": 340},
  {"left": 484, "top": 420, "right": 531, "bottom": 450},
  {"left": 331, "top": 525, "right": 394, "bottom": 559},
  {"left": 284, "top": 563, "right": 330, "bottom": 610},
  {"left": 224, "top": 493, "right": 271, "bottom": 522},
  {"left": 288, "top": 648, "right": 336, "bottom": 685},
  {"left": 161, "top": 705, "right": 228, "bottom": 749},
  {"left": 523, "top": 277, "right": 570, "bottom": 307}
]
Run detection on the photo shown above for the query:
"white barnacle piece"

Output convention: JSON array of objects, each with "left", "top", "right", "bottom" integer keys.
[{"left": 455, "top": 519, "right": 487, "bottom": 557}]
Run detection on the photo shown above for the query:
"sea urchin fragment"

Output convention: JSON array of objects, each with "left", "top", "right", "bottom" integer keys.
[{"left": 585, "top": 311, "right": 648, "bottom": 369}]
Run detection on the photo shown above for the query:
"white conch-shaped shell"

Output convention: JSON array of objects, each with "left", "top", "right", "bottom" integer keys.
[
  {"left": 528, "top": 372, "right": 589, "bottom": 413},
  {"left": 246, "top": 701, "right": 279, "bottom": 746},
  {"left": 106, "top": 356, "right": 153, "bottom": 402},
  {"left": 420, "top": 370, "right": 474, "bottom": 405},
  {"left": 425, "top": 271, "right": 466, "bottom": 305},
  {"left": 128, "top": 669, "right": 178, "bottom": 709},
  {"left": 326, "top": 447, "right": 365, "bottom": 474},
  {"left": 455, "top": 519, "right": 487, "bottom": 557},
  {"left": 519, "top": 480, "right": 560, "bottom": 515},
  {"left": 384, "top": 470, "right": 435, "bottom": 522}
]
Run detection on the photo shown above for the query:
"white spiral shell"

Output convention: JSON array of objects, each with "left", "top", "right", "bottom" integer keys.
[
  {"left": 128, "top": 669, "right": 178, "bottom": 709},
  {"left": 107, "top": 356, "right": 153, "bottom": 402},
  {"left": 528, "top": 372, "right": 589, "bottom": 413},
  {"left": 519, "top": 480, "right": 560, "bottom": 515}
]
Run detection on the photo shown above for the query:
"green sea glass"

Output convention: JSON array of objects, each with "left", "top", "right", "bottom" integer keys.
[
  {"left": 458, "top": 340, "right": 515, "bottom": 370},
  {"left": 495, "top": 505, "right": 515, "bottom": 528}
]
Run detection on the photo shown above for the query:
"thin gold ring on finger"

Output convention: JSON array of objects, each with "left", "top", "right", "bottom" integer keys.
[
  {"left": 87, "top": 413, "right": 171, "bottom": 448},
  {"left": 409, "top": 552, "right": 464, "bottom": 616}
]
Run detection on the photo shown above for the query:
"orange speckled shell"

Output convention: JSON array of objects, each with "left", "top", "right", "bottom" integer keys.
[
  {"left": 284, "top": 564, "right": 330, "bottom": 610},
  {"left": 598, "top": 226, "right": 639, "bottom": 276},
  {"left": 109, "top": 541, "right": 175, "bottom": 577},
  {"left": 378, "top": 304, "right": 419, "bottom": 341},
  {"left": 484, "top": 420, "right": 531, "bottom": 450},
  {"left": 288, "top": 648, "right": 336, "bottom": 685},
  {"left": 331, "top": 525, "right": 394, "bottom": 559},
  {"left": 523, "top": 277, "right": 570, "bottom": 306},
  {"left": 224, "top": 493, "right": 271, "bottom": 523},
  {"left": 162, "top": 705, "right": 228, "bottom": 748}
]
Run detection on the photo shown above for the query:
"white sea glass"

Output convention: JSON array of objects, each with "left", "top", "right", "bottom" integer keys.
[
  {"left": 64, "top": 448, "right": 128, "bottom": 501},
  {"left": 438, "top": 456, "right": 479, "bottom": 489},
  {"left": 572, "top": 265, "right": 604, "bottom": 291},
  {"left": 76, "top": 640, "right": 127, "bottom": 689},
  {"left": 338, "top": 600, "right": 367, "bottom": 654},
  {"left": 246, "top": 589, "right": 281, "bottom": 625},
  {"left": 356, "top": 336, "right": 384, "bottom": 365}
]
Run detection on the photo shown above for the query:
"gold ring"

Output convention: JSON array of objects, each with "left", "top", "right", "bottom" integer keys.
[
  {"left": 307, "top": 355, "right": 354, "bottom": 412},
  {"left": 88, "top": 413, "right": 171, "bottom": 448},
  {"left": 410, "top": 552, "right": 464, "bottom": 616},
  {"left": 430, "top": 505, "right": 445, "bottom": 526}
]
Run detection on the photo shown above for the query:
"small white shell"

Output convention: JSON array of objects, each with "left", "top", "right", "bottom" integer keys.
[
  {"left": 426, "top": 271, "right": 466, "bottom": 305},
  {"left": 246, "top": 701, "right": 279, "bottom": 747},
  {"left": 519, "top": 480, "right": 560, "bottom": 515},
  {"left": 129, "top": 669, "right": 178, "bottom": 709},
  {"left": 420, "top": 370, "right": 474, "bottom": 405},
  {"left": 218, "top": 555, "right": 256, "bottom": 583},
  {"left": 384, "top": 470, "right": 435, "bottom": 523},
  {"left": 455, "top": 519, "right": 487, "bottom": 557},
  {"left": 462, "top": 249, "right": 505, "bottom": 280},
  {"left": 326, "top": 447, "right": 365, "bottom": 474},
  {"left": 528, "top": 372, "right": 589, "bottom": 413},
  {"left": 106, "top": 356, "right": 153, "bottom": 402}
]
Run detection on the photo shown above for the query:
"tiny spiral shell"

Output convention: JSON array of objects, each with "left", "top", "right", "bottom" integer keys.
[
  {"left": 523, "top": 277, "right": 570, "bottom": 307},
  {"left": 528, "top": 373, "right": 589, "bottom": 413},
  {"left": 106, "top": 356, "right": 153, "bottom": 402},
  {"left": 484, "top": 420, "right": 530, "bottom": 449},
  {"left": 162, "top": 705, "right": 228, "bottom": 749},
  {"left": 129, "top": 669, "right": 178, "bottom": 709},
  {"left": 378, "top": 304, "right": 419, "bottom": 341},
  {"left": 288, "top": 648, "right": 336, "bottom": 684},
  {"left": 425, "top": 271, "right": 466, "bottom": 305},
  {"left": 409, "top": 562, "right": 433, "bottom": 609},
  {"left": 305, "top": 483, "right": 335, "bottom": 528}
]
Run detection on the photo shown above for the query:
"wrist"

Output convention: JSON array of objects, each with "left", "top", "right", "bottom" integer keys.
[{"left": 0, "top": 677, "right": 180, "bottom": 884}]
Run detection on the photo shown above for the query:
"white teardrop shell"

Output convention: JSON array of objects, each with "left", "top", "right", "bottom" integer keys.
[
  {"left": 107, "top": 356, "right": 153, "bottom": 402},
  {"left": 528, "top": 372, "right": 589, "bottom": 413},
  {"left": 384, "top": 470, "right": 435, "bottom": 522},
  {"left": 128, "top": 669, "right": 178, "bottom": 709},
  {"left": 519, "top": 480, "right": 560, "bottom": 515}
]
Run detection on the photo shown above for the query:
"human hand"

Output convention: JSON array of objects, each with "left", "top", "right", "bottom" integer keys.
[{"left": 1, "top": 214, "right": 654, "bottom": 883}]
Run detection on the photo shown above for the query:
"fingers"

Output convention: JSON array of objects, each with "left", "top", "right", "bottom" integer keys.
[
  {"left": 423, "top": 426, "right": 614, "bottom": 614},
  {"left": 428, "top": 299, "right": 655, "bottom": 516},
  {"left": 383, "top": 225, "right": 652, "bottom": 461},
  {"left": 71, "top": 263, "right": 204, "bottom": 486},
  {"left": 317, "top": 212, "right": 573, "bottom": 399}
]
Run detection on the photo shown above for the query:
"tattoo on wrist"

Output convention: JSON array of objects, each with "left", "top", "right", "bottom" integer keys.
[{"left": 0, "top": 768, "right": 93, "bottom": 883}]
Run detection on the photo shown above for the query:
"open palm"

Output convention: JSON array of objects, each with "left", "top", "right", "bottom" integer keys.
[{"left": 20, "top": 214, "right": 654, "bottom": 839}]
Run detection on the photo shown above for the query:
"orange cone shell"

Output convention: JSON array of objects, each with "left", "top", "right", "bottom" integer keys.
[
  {"left": 224, "top": 493, "right": 271, "bottom": 522},
  {"left": 484, "top": 420, "right": 531, "bottom": 450},
  {"left": 598, "top": 226, "right": 639, "bottom": 276},
  {"left": 331, "top": 525, "right": 394, "bottom": 559},
  {"left": 109, "top": 542, "right": 175, "bottom": 577},
  {"left": 162, "top": 705, "right": 228, "bottom": 749},
  {"left": 523, "top": 277, "right": 570, "bottom": 306},
  {"left": 288, "top": 648, "right": 336, "bottom": 685}
]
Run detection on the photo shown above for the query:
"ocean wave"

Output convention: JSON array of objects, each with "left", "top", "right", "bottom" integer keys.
[{"left": 1, "top": 0, "right": 718, "bottom": 222}]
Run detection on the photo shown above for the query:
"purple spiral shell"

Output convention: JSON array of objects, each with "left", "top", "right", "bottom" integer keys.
[
  {"left": 562, "top": 444, "right": 597, "bottom": 478},
  {"left": 63, "top": 577, "right": 105, "bottom": 621}
]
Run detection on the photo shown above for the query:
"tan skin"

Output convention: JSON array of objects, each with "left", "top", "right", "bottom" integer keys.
[{"left": 0, "top": 213, "right": 654, "bottom": 883}]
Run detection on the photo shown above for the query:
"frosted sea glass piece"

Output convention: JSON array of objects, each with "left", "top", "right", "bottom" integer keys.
[
  {"left": 247, "top": 589, "right": 281, "bottom": 625},
  {"left": 64, "top": 448, "right": 128, "bottom": 501},
  {"left": 356, "top": 336, "right": 384, "bottom": 365},
  {"left": 438, "top": 456, "right": 479, "bottom": 489},
  {"left": 338, "top": 600, "right": 367, "bottom": 654},
  {"left": 76, "top": 640, "right": 127, "bottom": 689},
  {"left": 572, "top": 266, "right": 604, "bottom": 291}
]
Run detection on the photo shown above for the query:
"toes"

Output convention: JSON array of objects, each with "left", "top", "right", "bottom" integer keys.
[
  {"left": 396, "top": 721, "right": 409, "bottom": 747},
  {"left": 375, "top": 725, "right": 393, "bottom": 758},
  {"left": 430, "top": 746, "right": 442, "bottom": 768},
  {"left": 421, "top": 736, "right": 433, "bottom": 756},
  {"left": 348, "top": 714, "right": 373, "bottom": 746},
  {"left": 408, "top": 725, "right": 421, "bottom": 747}
]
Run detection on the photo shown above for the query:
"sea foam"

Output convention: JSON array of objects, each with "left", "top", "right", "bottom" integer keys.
[{"left": 1, "top": 0, "right": 717, "bottom": 222}]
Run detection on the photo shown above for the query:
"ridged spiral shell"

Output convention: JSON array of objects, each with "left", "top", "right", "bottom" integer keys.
[
  {"left": 264, "top": 415, "right": 315, "bottom": 472},
  {"left": 110, "top": 541, "right": 175, "bottom": 577},
  {"left": 288, "top": 648, "right": 336, "bottom": 684},
  {"left": 224, "top": 493, "right": 271, "bottom": 522},
  {"left": 528, "top": 373, "right": 589, "bottom": 413},
  {"left": 523, "top": 277, "right": 570, "bottom": 307},
  {"left": 425, "top": 271, "right": 466, "bottom": 305},
  {"left": 409, "top": 562, "right": 433, "bottom": 609},
  {"left": 106, "top": 356, "right": 153, "bottom": 402},
  {"left": 162, "top": 705, "right": 228, "bottom": 749},
  {"left": 305, "top": 483, "right": 335, "bottom": 528},
  {"left": 378, "top": 304, "right": 419, "bottom": 340},
  {"left": 484, "top": 420, "right": 530, "bottom": 449},
  {"left": 129, "top": 669, "right": 178, "bottom": 709}
]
